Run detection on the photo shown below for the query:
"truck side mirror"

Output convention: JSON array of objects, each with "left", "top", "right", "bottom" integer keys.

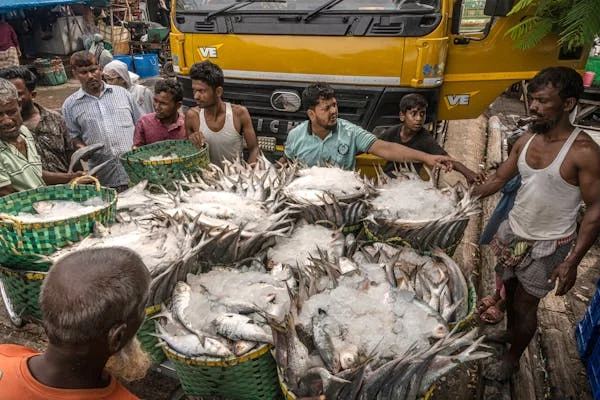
[
  {"left": 484, "top": 0, "right": 513, "bottom": 17},
  {"left": 450, "top": 0, "right": 462, "bottom": 35}
]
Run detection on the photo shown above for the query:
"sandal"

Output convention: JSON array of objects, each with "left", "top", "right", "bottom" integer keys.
[
  {"left": 480, "top": 304, "right": 505, "bottom": 324},
  {"left": 477, "top": 295, "right": 498, "bottom": 313}
]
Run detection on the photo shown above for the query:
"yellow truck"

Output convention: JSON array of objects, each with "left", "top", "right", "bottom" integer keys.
[{"left": 169, "top": 0, "right": 588, "bottom": 164}]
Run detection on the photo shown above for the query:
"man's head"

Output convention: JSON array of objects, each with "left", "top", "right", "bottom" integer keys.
[
  {"left": 102, "top": 60, "right": 131, "bottom": 89},
  {"left": 189, "top": 61, "right": 224, "bottom": 108},
  {"left": 0, "top": 78, "right": 23, "bottom": 143},
  {"left": 41, "top": 247, "right": 151, "bottom": 381},
  {"left": 303, "top": 82, "right": 338, "bottom": 131},
  {"left": 0, "top": 66, "right": 37, "bottom": 118},
  {"left": 528, "top": 67, "right": 583, "bottom": 134},
  {"left": 154, "top": 79, "right": 183, "bottom": 121},
  {"left": 70, "top": 51, "right": 103, "bottom": 95},
  {"left": 399, "top": 94, "right": 428, "bottom": 134}
]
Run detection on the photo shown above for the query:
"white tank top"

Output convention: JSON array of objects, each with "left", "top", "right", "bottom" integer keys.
[
  {"left": 197, "top": 102, "right": 242, "bottom": 168},
  {"left": 508, "top": 128, "right": 582, "bottom": 240}
]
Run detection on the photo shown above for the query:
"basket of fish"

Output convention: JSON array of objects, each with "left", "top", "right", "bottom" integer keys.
[
  {"left": 0, "top": 176, "right": 116, "bottom": 267},
  {"left": 353, "top": 243, "right": 477, "bottom": 330},
  {"left": 282, "top": 165, "right": 376, "bottom": 233},
  {"left": 120, "top": 139, "right": 209, "bottom": 187},
  {"left": 0, "top": 266, "right": 45, "bottom": 326},
  {"left": 154, "top": 270, "right": 290, "bottom": 399},
  {"left": 363, "top": 168, "right": 479, "bottom": 254},
  {"left": 272, "top": 258, "right": 490, "bottom": 400}
]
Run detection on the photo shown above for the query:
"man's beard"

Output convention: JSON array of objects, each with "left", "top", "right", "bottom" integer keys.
[
  {"left": 530, "top": 114, "right": 560, "bottom": 134},
  {"left": 104, "top": 337, "right": 151, "bottom": 383}
]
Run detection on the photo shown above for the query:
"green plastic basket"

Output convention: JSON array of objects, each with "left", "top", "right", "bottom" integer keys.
[
  {"left": 161, "top": 342, "right": 283, "bottom": 399},
  {"left": 0, "top": 177, "right": 116, "bottom": 268},
  {"left": 137, "top": 304, "right": 166, "bottom": 364},
  {"left": 120, "top": 140, "right": 209, "bottom": 187},
  {"left": 0, "top": 266, "right": 45, "bottom": 322}
]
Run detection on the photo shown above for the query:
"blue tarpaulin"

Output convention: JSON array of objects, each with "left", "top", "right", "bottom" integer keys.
[{"left": 0, "top": 0, "right": 103, "bottom": 11}]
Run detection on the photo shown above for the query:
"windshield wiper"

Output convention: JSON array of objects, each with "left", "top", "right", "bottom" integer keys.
[
  {"left": 304, "top": 0, "right": 344, "bottom": 22},
  {"left": 207, "top": 0, "right": 285, "bottom": 20}
]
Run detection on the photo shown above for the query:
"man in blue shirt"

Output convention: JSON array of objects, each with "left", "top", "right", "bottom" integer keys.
[{"left": 282, "top": 82, "right": 454, "bottom": 170}]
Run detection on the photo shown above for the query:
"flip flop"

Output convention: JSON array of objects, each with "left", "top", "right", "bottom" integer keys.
[
  {"left": 480, "top": 304, "right": 505, "bottom": 324},
  {"left": 477, "top": 295, "right": 498, "bottom": 313}
]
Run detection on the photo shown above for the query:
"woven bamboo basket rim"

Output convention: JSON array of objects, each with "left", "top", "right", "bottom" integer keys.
[
  {"left": 0, "top": 266, "right": 46, "bottom": 281},
  {"left": 161, "top": 339, "right": 273, "bottom": 367},
  {"left": 0, "top": 176, "right": 116, "bottom": 231},
  {"left": 120, "top": 140, "right": 207, "bottom": 166}
]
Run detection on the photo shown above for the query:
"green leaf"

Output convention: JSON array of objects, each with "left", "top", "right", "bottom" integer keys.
[
  {"left": 508, "top": 0, "right": 539, "bottom": 15},
  {"left": 558, "top": 0, "right": 600, "bottom": 49}
]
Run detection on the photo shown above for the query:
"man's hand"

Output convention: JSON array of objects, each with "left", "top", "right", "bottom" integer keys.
[
  {"left": 188, "top": 131, "right": 206, "bottom": 149},
  {"left": 425, "top": 154, "right": 454, "bottom": 172},
  {"left": 549, "top": 260, "right": 578, "bottom": 296},
  {"left": 68, "top": 171, "right": 94, "bottom": 185},
  {"left": 473, "top": 171, "right": 488, "bottom": 185}
]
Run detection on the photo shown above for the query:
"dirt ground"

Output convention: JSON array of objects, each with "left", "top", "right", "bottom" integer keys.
[{"left": 1, "top": 82, "right": 599, "bottom": 399}]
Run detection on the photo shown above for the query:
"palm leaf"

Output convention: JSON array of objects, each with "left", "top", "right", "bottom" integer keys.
[
  {"left": 558, "top": 0, "right": 600, "bottom": 49},
  {"left": 508, "top": 0, "right": 539, "bottom": 15}
]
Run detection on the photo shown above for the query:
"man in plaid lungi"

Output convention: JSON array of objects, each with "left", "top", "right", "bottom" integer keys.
[{"left": 474, "top": 67, "right": 600, "bottom": 381}]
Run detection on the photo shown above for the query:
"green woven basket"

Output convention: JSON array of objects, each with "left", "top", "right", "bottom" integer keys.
[
  {"left": 0, "top": 266, "right": 45, "bottom": 322},
  {"left": 137, "top": 305, "right": 166, "bottom": 364},
  {"left": 161, "top": 342, "right": 283, "bottom": 399},
  {"left": 120, "top": 140, "right": 209, "bottom": 187},
  {"left": 0, "top": 177, "right": 116, "bottom": 267}
]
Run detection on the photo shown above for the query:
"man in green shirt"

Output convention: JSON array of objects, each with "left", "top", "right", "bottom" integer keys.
[
  {"left": 282, "top": 82, "right": 454, "bottom": 170},
  {"left": 0, "top": 78, "right": 81, "bottom": 196}
]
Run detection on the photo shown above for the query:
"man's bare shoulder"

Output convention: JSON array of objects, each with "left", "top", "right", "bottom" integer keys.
[
  {"left": 510, "top": 132, "right": 534, "bottom": 155},
  {"left": 572, "top": 131, "right": 600, "bottom": 162},
  {"left": 231, "top": 103, "right": 250, "bottom": 118}
]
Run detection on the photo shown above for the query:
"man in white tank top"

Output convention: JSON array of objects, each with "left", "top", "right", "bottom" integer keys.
[
  {"left": 473, "top": 67, "right": 600, "bottom": 381},
  {"left": 184, "top": 61, "right": 258, "bottom": 168}
]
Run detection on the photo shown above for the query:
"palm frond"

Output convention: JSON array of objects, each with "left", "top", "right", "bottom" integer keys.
[
  {"left": 508, "top": 0, "right": 540, "bottom": 15},
  {"left": 558, "top": 0, "right": 600, "bottom": 49}
]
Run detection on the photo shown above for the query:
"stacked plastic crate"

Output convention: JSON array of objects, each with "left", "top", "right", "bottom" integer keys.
[{"left": 576, "top": 279, "right": 600, "bottom": 399}]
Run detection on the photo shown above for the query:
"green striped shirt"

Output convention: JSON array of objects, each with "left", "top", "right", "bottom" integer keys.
[{"left": 0, "top": 126, "right": 45, "bottom": 192}]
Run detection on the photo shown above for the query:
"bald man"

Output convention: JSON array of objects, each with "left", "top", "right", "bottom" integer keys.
[{"left": 0, "top": 247, "right": 151, "bottom": 399}]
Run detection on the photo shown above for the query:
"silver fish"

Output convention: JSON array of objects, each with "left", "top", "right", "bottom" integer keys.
[
  {"left": 68, "top": 143, "right": 105, "bottom": 173},
  {"left": 214, "top": 313, "right": 273, "bottom": 344}
]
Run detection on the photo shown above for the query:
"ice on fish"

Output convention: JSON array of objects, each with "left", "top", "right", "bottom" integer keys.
[
  {"left": 147, "top": 152, "right": 179, "bottom": 162},
  {"left": 268, "top": 224, "right": 341, "bottom": 267},
  {"left": 15, "top": 198, "right": 107, "bottom": 223},
  {"left": 284, "top": 166, "right": 369, "bottom": 203},
  {"left": 371, "top": 178, "right": 456, "bottom": 221}
]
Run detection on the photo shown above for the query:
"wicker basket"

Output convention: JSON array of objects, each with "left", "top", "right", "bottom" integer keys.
[
  {"left": 137, "top": 304, "right": 167, "bottom": 364},
  {"left": 120, "top": 140, "right": 209, "bottom": 187},
  {"left": 161, "top": 341, "right": 283, "bottom": 399},
  {"left": 0, "top": 266, "right": 45, "bottom": 322},
  {"left": 0, "top": 177, "right": 116, "bottom": 268}
]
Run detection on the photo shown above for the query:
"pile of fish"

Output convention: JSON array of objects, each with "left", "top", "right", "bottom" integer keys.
[
  {"left": 46, "top": 214, "right": 200, "bottom": 305},
  {"left": 12, "top": 198, "right": 107, "bottom": 223},
  {"left": 353, "top": 243, "right": 470, "bottom": 324},
  {"left": 154, "top": 269, "right": 292, "bottom": 358},
  {"left": 273, "top": 259, "right": 488, "bottom": 399},
  {"left": 365, "top": 167, "right": 480, "bottom": 251}
]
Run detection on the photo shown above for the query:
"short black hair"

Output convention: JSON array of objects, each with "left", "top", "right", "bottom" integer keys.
[
  {"left": 528, "top": 67, "right": 584, "bottom": 103},
  {"left": 0, "top": 66, "right": 37, "bottom": 92},
  {"left": 154, "top": 79, "right": 183, "bottom": 103},
  {"left": 302, "top": 82, "right": 335, "bottom": 110},
  {"left": 399, "top": 93, "right": 428, "bottom": 114},
  {"left": 189, "top": 61, "right": 224, "bottom": 89}
]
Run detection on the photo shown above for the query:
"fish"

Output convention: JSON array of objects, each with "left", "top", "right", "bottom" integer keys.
[
  {"left": 213, "top": 313, "right": 273, "bottom": 344},
  {"left": 432, "top": 248, "right": 469, "bottom": 321},
  {"left": 16, "top": 198, "right": 107, "bottom": 223},
  {"left": 87, "top": 159, "right": 112, "bottom": 177},
  {"left": 68, "top": 143, "right": 105, "bottom": 173},
  {"left": 154, "top": 323, "right": 232, "bottom": 357}
]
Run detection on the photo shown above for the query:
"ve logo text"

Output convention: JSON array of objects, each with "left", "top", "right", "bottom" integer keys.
[
  {"left": 444, "top": 91, "right": 479, "bottom": 109},
  {"left": 198, "top": 44, "right": 222, "bottom": 60}
]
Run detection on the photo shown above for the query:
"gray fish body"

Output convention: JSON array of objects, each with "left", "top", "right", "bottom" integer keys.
[
  {"left": 433, "top": 248, "right": 469, "bottom": 321},
  {"left": 214, "top": 313, "right": 273, "bottom": 344},
  {"left": 68, "top": 143, "right": 105, "bottom": 173}
]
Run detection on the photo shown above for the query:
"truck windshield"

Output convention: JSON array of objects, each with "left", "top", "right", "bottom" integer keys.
[{"left": 176, "top": 0, "right": 439, "bottom": 13}]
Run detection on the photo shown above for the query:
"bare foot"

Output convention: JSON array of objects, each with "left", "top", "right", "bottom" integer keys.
[{"left": 483, "top": 355, "right": 519, "bottom": 381}]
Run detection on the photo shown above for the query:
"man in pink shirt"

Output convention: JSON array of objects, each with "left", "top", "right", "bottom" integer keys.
[{"left": 132, "top": 79, "right": 185, "bottom": 149}]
